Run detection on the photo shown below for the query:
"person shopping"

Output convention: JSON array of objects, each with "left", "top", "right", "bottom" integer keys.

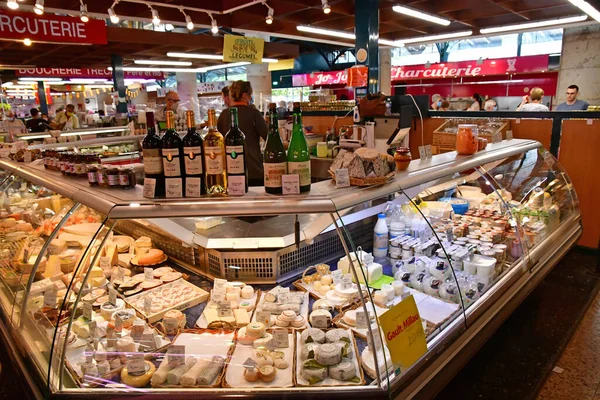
[
  {"left": 467, "top": 93, "right": 483, "bottom": 111},
  {"left": 517, "top": 88, "right": 549, "bottom": 111},
  {"left": 217, "top": 80, "right": 268, "bottom": 187}
]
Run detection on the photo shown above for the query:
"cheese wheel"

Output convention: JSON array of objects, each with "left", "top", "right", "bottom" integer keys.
[
  {"left": 320, "top": 275, "right": 333, "bottom": 286},
  {"left": 280, "top": 310, "right": 297, "bottom": 322},
  {"left": 259, "top": 365, "right": 276, "bottom": 382},
  {"left": 264, "top": 293, "right": 277, "bottom": 303},
  {"left": 244, "top": 367, "right": 259, "bottom": 382},
  {"left": 275, "top": 316, "right": 290, "bottom": 327},
  {"left": 273, "top": 358, "right": 289, "bottom": 369},
  {"left": 240, "top": 285, "right": 254, "bottom": 299},
  {"left": 381, "top": 284, "right": 395, "bottom": 301},
  {"left": 256, "top": 355, "right": 273, "bottom": 367},
  {"left": 373, "top": 290, "right": 387, "bottom": 308},
  {"left": 246, "top": 322, "right": 266, "bottom": 339},
  {"left": 291, "top": 315, "right": 305, "bottom": 328},
  {"left": 137, "top": 249, "right": 164, "bottom": 266},
  {"left": 239, "top": 301, "right": 254, "bottom": 312},
  {"left": 100, "top": 298, "right": 125, "bottom": 320},
  {"left": 392, "top": 280, "right": 405, "bottom": 296},
  {"left": 343, "top": 309, "right": 357, "bottom": 326},
  {"left": 120, "top": 360, "right": 156, "bottom": 388}
]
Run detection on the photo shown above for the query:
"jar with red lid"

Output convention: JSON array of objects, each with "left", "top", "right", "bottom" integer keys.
[
  {"left": 86, "top": 164, "right": 98, "bottom": 186},
  {"left": 97, "top": 165, "right": 109, "bottom": 187},
  {"left": 118, "top": 166, "right": 136, "bottom": 189},
  {"left": 394, "top": 147, "right": 412, "bottom": 171},
  {"left": 107, "top": 166, "right": 120, "bottom": 188}
]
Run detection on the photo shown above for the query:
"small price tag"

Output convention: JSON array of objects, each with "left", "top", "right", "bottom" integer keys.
[
  {"left": 587, "top": 119, "right": 593, "bottom": 125},
  {"left": 332, "top": 269, "right": 343, "bottom": 285},
  {"left": 127, "top": 354, "right": 146, "bottom": 375},
  {"left": 144, "top": 297, "right": 152, "bottom": 315},
  {"left": 99, "top": 256, "right": 111, "bottom": 269},
  {"left": 278, "top": 292, "right": 290, "bottom": 304},
  {"left": 356, "top": 310, "right": 369, "bottom": 329},
  {"left": 211, "top": 289, "right": 226, "bottom": 303},
  {"left": 24, "top": 150, "right": 32, "bottom": 163},
  {"left": 117, "top": 267, "right": 126, "bottom": 282},
  {"left": 227, "top": 175, "right": 246, "bottom": 196},
  {"left": 43, "top": 287, "right": 57, "bottom": 308},
  {"left": 213, "top": 278, "right": 227, "bottom": 291},
  {"left": 418, "top": 146, "right": 427, "bottom": 160},
  {"left": 272, "top": 328, "right": 289, "bottom": 348},
  {"left": 92, "top": 338, "right": 99, "bottom": 351},
  {"left": 108, "top": 287, "right": 118, "bottom": 306},
  {"left": 144, "top": 267, "right": 154, "bottom": 281},
  {"left": 424, "top": 145, "right": 433, "bottom": 159},
  {"left": 335, "top": 168, "right": 350, "bottom": 188},
  {"left": 89, "top": 320, "right": 98, "bottom": 338},
  {"left": 515, "top": 118, "right": 521, "bottom": 124},
  {"left": 141, "top": 332, "right": 156, "bottom": 351},
  {"left": 143, "top": 178, "right": 157, "bottom": 198},
  {"left": 311, "top": 314, "right": 329, "bottom": 328},
  {"left": 106, "top": 325, "right": 116, "bottom": 348},
  {"left": 445, "top": 228, "right": 454, "bottom": 242},
  {"left": 243, "top": 357, "right": 258, "bottom": 371},
  {"left": 341, "top": 275, "right": 353, "bottom": 290},
  {"left": 217, "top": 301, "right": 233, "bottom": 318},
  {"left": 255, "top": 311, "right": 271, "bottom": 326},
  {"left": 168, "top": 345, "right": 186, "bottom": 367},
  {"left": 282, "top": 174, "right": 300, "bottom": 195},
  {"left": 83, "top": 301, "right": 93, "bottom": 320},
  {"left": 506, "top": 130, "right": 513, "bottom": 140},
  {"left": 115, "top": 314, "right": 124, "bottom": 331},
  {"left": 165, "top": 178, "right": 183, "bottom": 198}
]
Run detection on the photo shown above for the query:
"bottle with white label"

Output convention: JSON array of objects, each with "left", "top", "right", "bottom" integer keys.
[
  {"left": 203, "top": 109, "right": 227, "bottom": 195},
  {"left": 373, "top": 213, "right": 389, "bottom": 258},
  {"left": 182, "top": 110, "right": 204, "bottom": 197},
  {"left": 263, "top": 102, "right": 287, "bottom": 194},
  {"left": 162, "top": 110, "right": 184, "bottom": 198},
  {"left": 224, "top": 107, "right": 248, "bottom": 194},
  {"left": 287, "top": 102, "right": 311, "bottom": 192},
  {"left": 142, "top": 111, "right": 164, "bottom": 198}
]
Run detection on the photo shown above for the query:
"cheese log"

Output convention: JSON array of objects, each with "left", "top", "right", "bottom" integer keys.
[
  {"left": 234, "top": 308, "right": 249, "bottom": 327},
  {"left": 179, "top": 358, "right": 208, "bottom": 386},
  {"left": 167, "top": 358, "right": 197, "bottom": 385},
  {"left": 151, "top": 357, "right": 172, "bottom": 386},
  {"left": 196, "top": 356, "right": 224, "bottom": 385}
]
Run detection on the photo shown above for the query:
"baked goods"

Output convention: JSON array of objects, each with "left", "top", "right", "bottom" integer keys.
[{"left": 135, "top": 249, "right": 165, "bottom": 266}]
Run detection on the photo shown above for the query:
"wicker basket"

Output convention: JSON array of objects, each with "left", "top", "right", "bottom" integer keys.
[
  {"left": 328, "top": 170, "right": 395, "bottom": 187},
  {"left": 432, "top": 119, "right": 510, "bottom": 148}
]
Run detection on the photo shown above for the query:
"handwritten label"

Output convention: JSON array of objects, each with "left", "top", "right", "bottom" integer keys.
[
  {"left": 107, "top": 325, "right": 116, "bottom": 348},
  {"left": 214, "top": 279, "right": 227, "bottom": 290},
  {"left": 341, "top": 275, "right": 353, "bottom": 290},
  {"left": 424, "top": 145, "right": 433, "bottom": 159},
  {"left": 43, "top": 287, "right": 57, "bottom": 308},
  {"left": 356, "top": 310, "right": 369, "bottom": 329},
  {"left": 168, "top": 345, "right": 186, "bottom": 368},
  {"left": 211, "top": 289, "right": 226, "bottom": 303},
  {"left": 109, "top": 287, "right": 118, "bottom": 306},
  {"left": 506, "top": 130, "right": 513, "bottom": 140},
  {"left": 311, "top": 314, "right": 329, "bottom": 329},
  {"left": 255, "top": 311, "right": 271, "bottom": 326},
  {"left": 418, "top": 146, "right": 427, "bottom": 160},
  {"left": 99, "top": 256, "right": 111, "bottom": 269},
  {"left": 332, "top": 270, "right": 343, "bottom": 285},
  {"left": 227, "top": 175, "right": 246, "bottom": 196},
  {"left": 165, "top": 177, "right": 183, "bottom": 198},
  {"left": 118, "top": 267, "right": 126, "bottom": 281},
  {"left": 335, "top": 168, "right": 350, "bottom": 188},
  {"left": 127, "top": 354, "right": 146, "bottom": 375},
  {"left": 144, "top": 267, "right": 154, "bottom": 281},
  {"left": 217, "top": 301, "right": 233, "bottom": 318},
  {"left": 89, "top": 320, "right": 98, "bottom": 338},
  {"left": 272, "top": 328, "right": 289, "bottom": 348},
  {"left": 143, "top": 178, "right": 156, "bottom": 198},
  {"left": 83, "top": 301, "right": 93, "bottom": 320},
  {"left": 282, "top": 174, "right": 300, "bottom": 195},
  {"left": 144, "top": 297, "right": 152, "bottom": 315},
  {"left": 378, "top": 294, "right": 427, "bottom": 368}
]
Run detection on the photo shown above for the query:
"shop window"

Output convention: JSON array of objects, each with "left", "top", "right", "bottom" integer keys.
[
  {"left": 391, "top": 44, "right": 440, "bottom": 66},
  {"left": 205, "top": 70, "right": 227, "bottom": 82},
  {"left": 521, "top": 29, "right": 563, "bottom": 56},
  {"left": 227, "top": 66, "right": 247, "bottom": 81},
  {"left": 334, "top": 51, "right": 356, "bottom": 64},
  {"left": 272, "top": 87, "right": 310, "bottom": 103},
  {"left": 448, "top": 34, "right": 519, "bottom": 61}
]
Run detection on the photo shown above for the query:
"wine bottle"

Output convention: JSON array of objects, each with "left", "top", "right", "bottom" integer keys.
[
  {"left": 263, "top": 103, "right": 287, "bottom": 194},
  {"left": 161, "top": 110, "right": 184, "bottom": 198},
  {"left": 142, "top": 111, "right": 164, "bottom": 198},
  {"left": 183, "top": 110, "right": 204, "bottom": 197},
  {"left": 287, "top": 102, "right": 311, "bottom": 192},
  {"left": 224, "top": 107, "right": 248, "bottom": 195},
  {"left": 203, "top": 109, "right": 227, "bottom": 195}
]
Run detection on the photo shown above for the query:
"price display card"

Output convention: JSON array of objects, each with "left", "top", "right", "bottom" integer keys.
[
  {"left": 128, "top": 354, "right": 146, "bottom": 375},
  {"left": 272, "top": 328, "right": 289, "bottom": 348},
  {"left": 377, "top": 295, "right": 427, "bottom": 369},
  {"left": 282, "top": 174, "right": 300, "bottom": 195},
  {"left": 144, "top": 267, "right": 154, "bottom": 281},
  {"left": 168, "top": 344, "right": 186, "bottom": 368}
]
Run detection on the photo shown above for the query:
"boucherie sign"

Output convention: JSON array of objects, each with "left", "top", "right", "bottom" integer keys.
[
  {"left": 0, "top": 9, "right": 106, "bottom": 44},
  {"left": 16, "top": 68, "right": 164, "bottom": 79}
]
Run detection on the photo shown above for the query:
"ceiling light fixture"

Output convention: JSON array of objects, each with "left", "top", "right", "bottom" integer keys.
[
  {"left": 480, "top": 15, "right": 588, "bottom": 34},
  {"left": 150, "top": 7, "right": 161, "bottom": 25},
  {"left": 297, "top": 25, "right": 356, "bottom": 40},
  {"left": 379, "top": 39, "right": 405, "bottom": 47},
  {"left": 68, "top": 78, "right": 109, "bottom": 84},
  {"left": 400, "top": 30, "right": 473, "bottom": 44},
  {"left": 178, "top": 8, "right": 194, "bottom": 30},
  {"left": 134, "top": 59, "right": 193, "bottom": 66},
  {"left": 265, "top": 6, "right": 274, "bottom": 24},
  {"left": 199, "top": 62, "right": 251, "bottom": 72},
  {"left": 568, "top": 0, "right": 600, "bottom": 23},
  {"left": 108, "top": 2, "right": 119, "bottom": 24},
  {"left": 7, "top": 0, "right": 18, "bottom": 10},
  {"left": 210, "top": 15, "right": 219, "bottom": 34},
  {"left": 34, "top": 0, "right": 44, "bottom": 15},
  {"left": 109, "top": 66, "right": 199, "bottom": 72},
  {"left": 23, "top": 38, "right": 32, "bottom": 46},
  {"left": 80, "top": 2, "right": 89, "bottom": 22},
  {"left": 321, "top": 0, "right": 331, "bottom": 14},
  {"left": 19, "top": 77, "right": 64, "bottom": 81},
  {"left": 392, "top": 5, "right": 450, "bottom": 26}
]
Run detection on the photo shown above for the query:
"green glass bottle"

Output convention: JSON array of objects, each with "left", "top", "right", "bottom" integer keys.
[
  {"left": 287, "top": 102, "right": 311, "bottom": 192},
  {"left": 224, "top": 107, "right": 248, "bottom": 194},
  {"left": 263, "top": 103, "right": 287, "bottom": 194},
  {"left": 161, "top": 110, "right": 184, "bottom": 198}
]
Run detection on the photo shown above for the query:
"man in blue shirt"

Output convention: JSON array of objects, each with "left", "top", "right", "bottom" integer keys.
[{"left": 556, "top": 85, "right": 589, "bottom": 111}]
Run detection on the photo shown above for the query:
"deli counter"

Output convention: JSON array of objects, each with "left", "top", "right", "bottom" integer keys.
[{"left": 0, "top": 139, "right": 581, "bottom": 399}]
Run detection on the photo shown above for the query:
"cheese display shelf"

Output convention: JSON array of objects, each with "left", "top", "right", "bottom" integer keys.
[{"left": 0, "top": 138, "right": 581, "bottom": 400}]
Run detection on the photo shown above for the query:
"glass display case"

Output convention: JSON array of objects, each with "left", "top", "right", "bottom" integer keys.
[{"left": 0, "top": 138, "right": 581, "bottom": 399}]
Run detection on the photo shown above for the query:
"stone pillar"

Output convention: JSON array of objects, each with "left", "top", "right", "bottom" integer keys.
[
  {"left": 245, "top": 63, "right": 271, "bottom": 113},
  {"left": 556, "top": 25, "right": 600, "bottom": 107},
  {"left": 175, "top": 72, "right": 200, "bottom": 123},
  {"left": 379, "top": 48, "right": 391, "bottom": 96}
]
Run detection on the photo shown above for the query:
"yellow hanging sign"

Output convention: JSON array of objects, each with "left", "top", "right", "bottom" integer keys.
[
  {"left": 268, "top": 58, "right": 295, "bottom": 71},
  {"left": 377, "top": 295, "right": 427, "bottom": 369},
  {"left": 223, "top": 34, "right": 264, "bottom": 64}
]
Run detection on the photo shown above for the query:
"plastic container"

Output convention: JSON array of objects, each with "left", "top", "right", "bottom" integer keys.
[
  {"left": 373, "top": 213, "right": 389, "bottom": 258},
  {"left": 316, "top": 142, "right": 328, "bottom": 158},
  {"left": 456, "top": 124, "right": 479, "bottom": 155}
]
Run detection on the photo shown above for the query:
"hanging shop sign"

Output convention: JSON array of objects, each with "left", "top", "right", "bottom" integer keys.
[
  {"left": 391, "top": 54, "right": 549, "bottom": 81},
  {"left": 347, "top": 65, "right": 368, "bottom": 88},
  {"left": 292, "top": 70, "right": 348, "bottom": 87},
  {"left": 223, "top": 34, "right": 264, "bottom": 64},
  {"left": 0, "top": 9, "right": 107, "bottom": 45},
  {"left": 16, "top": 68, "right": 164, "bottom": 79}
]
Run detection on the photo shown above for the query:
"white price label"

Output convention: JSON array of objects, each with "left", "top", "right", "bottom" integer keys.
[
  {"left": 165, "top": 178, "right": 183, "bottom": 198},
  {"left": 282, "top": 174, "right": 300, "bottom": 195},
  {"left": 83, "top": 301, "right": 93, "bottom": 320},
  {"left": 311, "top": 314, "right": 329, "bottom": 328},
  {"left": 332, "top": 269, "right": 343, "bottom": 285},
  {"left": 418, "top": 146, "right": 427, "bottom": 160},
  {"left": 217, "top": 301, "right": 233, "bottom": 318},
  {"left": 214, "top": 278, "right": 227, "bottom": 290},
  {"left": 227, "top": 175, "right": 246, "bottom": 196},
  {"left": 143, "top": 178, "right": 157, "bottom": 198},
  {"left": 335, "top": 168, "right": 350, "bottom": 188},
  {"left": 587, "top": 119, "right": 593, "bottom": 125},
  {"left": 99, "top": 256, "right": 111, "bottom": 269},
  {"left": 211, "top": 289, "right": 226, "bottom": 303},
  {"left": 43, "top": 288, "right": 57, "bottom": 308},
  {"left": 356, "top": 310, "right": 369, "bottom": 329},
  {"left": 424, "top": 145, "right": 433, "bottom": 159},
  {"left": 255, "top": 311, "right": 271, "bottom": 326},
  {"left": 506, "top": 130, "right": 513, "bottom": 140},
  {"left": 168, "top": 345, "right": 186, "bottom": 368},
  {"left": 109, "top": 288, "right": 118, "bottom": 305},
  {"left": 341, "top": 275, "right": 353, "bottom": 290},
  {"left": 144, "top": 267, "right": 154, "bottom": 281},
  {"left": 272, "top": 328, "right": 289, "bottom": 348},
  {"left": 140, "top": 332, "right": 156, "bottom": 351},
  {"left": 144, "top": 297, "right": 152, "bottom": 315},
  {"left": 127, "top": 354, "right": 146, "bottom": 375}
]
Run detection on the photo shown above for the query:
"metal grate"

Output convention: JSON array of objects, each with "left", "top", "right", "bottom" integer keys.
[
  {"left": 207, "top": 252, "right": 222, "bottom": 277},
  {"left": 223, "top": 256, "right": 274, "bottom": 281},
  {"left": 279, "top": 234, "right": 341, "bottom": 276}
]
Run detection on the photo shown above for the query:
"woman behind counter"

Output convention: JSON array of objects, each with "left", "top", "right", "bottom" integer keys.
[{"left": 217, "top": 80, "right": 268, "bottom": 187}]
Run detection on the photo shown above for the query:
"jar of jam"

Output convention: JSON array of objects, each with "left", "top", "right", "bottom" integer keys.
[
  {"left": 456, "top": 124, "right": 479, "bottom": 155},
  {"left": 76, "top": 155, "right": 87, "bottom": 177},
  {"left": 107, "top": 167, "right": 120, "bottom": 188},
  {"left": 87, "top": 164, "right": 98, "bottom": 186},
  {"left": 394, "top": 147, "right": 412, "bottom": 171},
  {"left": 118, "top": 166, "right": 136, "bottom": 189},
  {"left": 97, "top": 165, "right": 109, "bottom": 187}
]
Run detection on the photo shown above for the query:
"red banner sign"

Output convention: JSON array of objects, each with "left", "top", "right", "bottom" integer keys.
[
  {"left": 391, "top": 55, "right": 549, "bottom": 81},
  {"left": 16, "top": 68, "right": 164, "bottom": 80},
  {"left": 292, "top": 70, "right": 348, "bottom": 87},
  {"left": 0, "top": 9, "right": 107, "bottom": 45}
]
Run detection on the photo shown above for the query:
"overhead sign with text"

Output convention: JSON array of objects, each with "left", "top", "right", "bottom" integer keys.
[
  {"left": 0, "top": 9, "right": 107, "bottom": 45},
  {"left": 16, "top": 68, "right": 164, "bottom": 79},
  {"left": 223, "top": 34, "right": 264, "bottom": 64}
]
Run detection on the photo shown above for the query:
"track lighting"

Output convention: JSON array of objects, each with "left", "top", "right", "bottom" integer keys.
[
  {"left": 186, "top": 14, "right": 194, "bottom": 30},
  {"left": 7, "top": 0, "right": 18, "bottom": 10},
  {"left": 266, "top": 6, "right": 274, "bottom": 24},
  {"left": 321, "top": 0, "right": 331, "bottom": 14},
  {"left": 80, "top": 3, "right": 89, "bottom": 22},
  {"left": 23, "top": 38, "right": 32, "bottom": 46},
  {"left": 210, "top": 15, "right": 219, "bottom": 34},
  {"left": 108, "top": 6, "right": 119, "bottom": 24},
  {"left": 151, "top": 7, "right": 160, "bottom": 25},
  {"left": 34, "top": 0, "right": 44, "bottom": 15}
]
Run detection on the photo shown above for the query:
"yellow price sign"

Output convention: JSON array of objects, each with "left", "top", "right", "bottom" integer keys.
[{"left": 378, "top": 295, "right": 427, "bottom": 368}]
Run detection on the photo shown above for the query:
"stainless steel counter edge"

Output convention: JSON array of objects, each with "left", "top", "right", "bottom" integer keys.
[{"left": 0, "top": 139, "right": 541, "bottom": 218}]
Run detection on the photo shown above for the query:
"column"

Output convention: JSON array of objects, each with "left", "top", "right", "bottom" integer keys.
[
  {"left": 355, "top": 0, "right": 379, "bottom": 94},
  {"left": 37, "top": 81, "right": 48, "bottom": 114},
  {"left": 555, "top": 25, "right": 600, "bottom": 107},
  {"left": 379, "top": 48, "right": 391, "bottom": 96},
  {"left": 110, "top": 54, "right": 128, "bottom": 114},
  {"left": 245, "top": 63, "right": 271, "bottom": 113},
  {"left": 175, "top": 72, "right": 200, "bottom": 123}
]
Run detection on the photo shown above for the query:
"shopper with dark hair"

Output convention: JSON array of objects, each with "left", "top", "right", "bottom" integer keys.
[
  {"left": 221, "top": 86, "right": 231, "bottom": 108},
  {"left": 467, "top": 93, "right": 483, "bottom": 111},
  {"left": 556, "top": 84, "right": 589, "bottom": 111},
  {"left": 26, "top": 108, "right": 50, "bottom": 132},
  {"left": 217, "top": 80, "right": 268, "bottom": 186}
]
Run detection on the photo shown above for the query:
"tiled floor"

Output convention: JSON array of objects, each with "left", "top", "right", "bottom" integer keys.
[{"left": 537, "top": 287, "right": 600, "bottom": 400}]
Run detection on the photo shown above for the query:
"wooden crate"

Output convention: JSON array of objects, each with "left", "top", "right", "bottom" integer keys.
[{"left": 432, "top": 119, "right": 510, "bottom": 148}]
